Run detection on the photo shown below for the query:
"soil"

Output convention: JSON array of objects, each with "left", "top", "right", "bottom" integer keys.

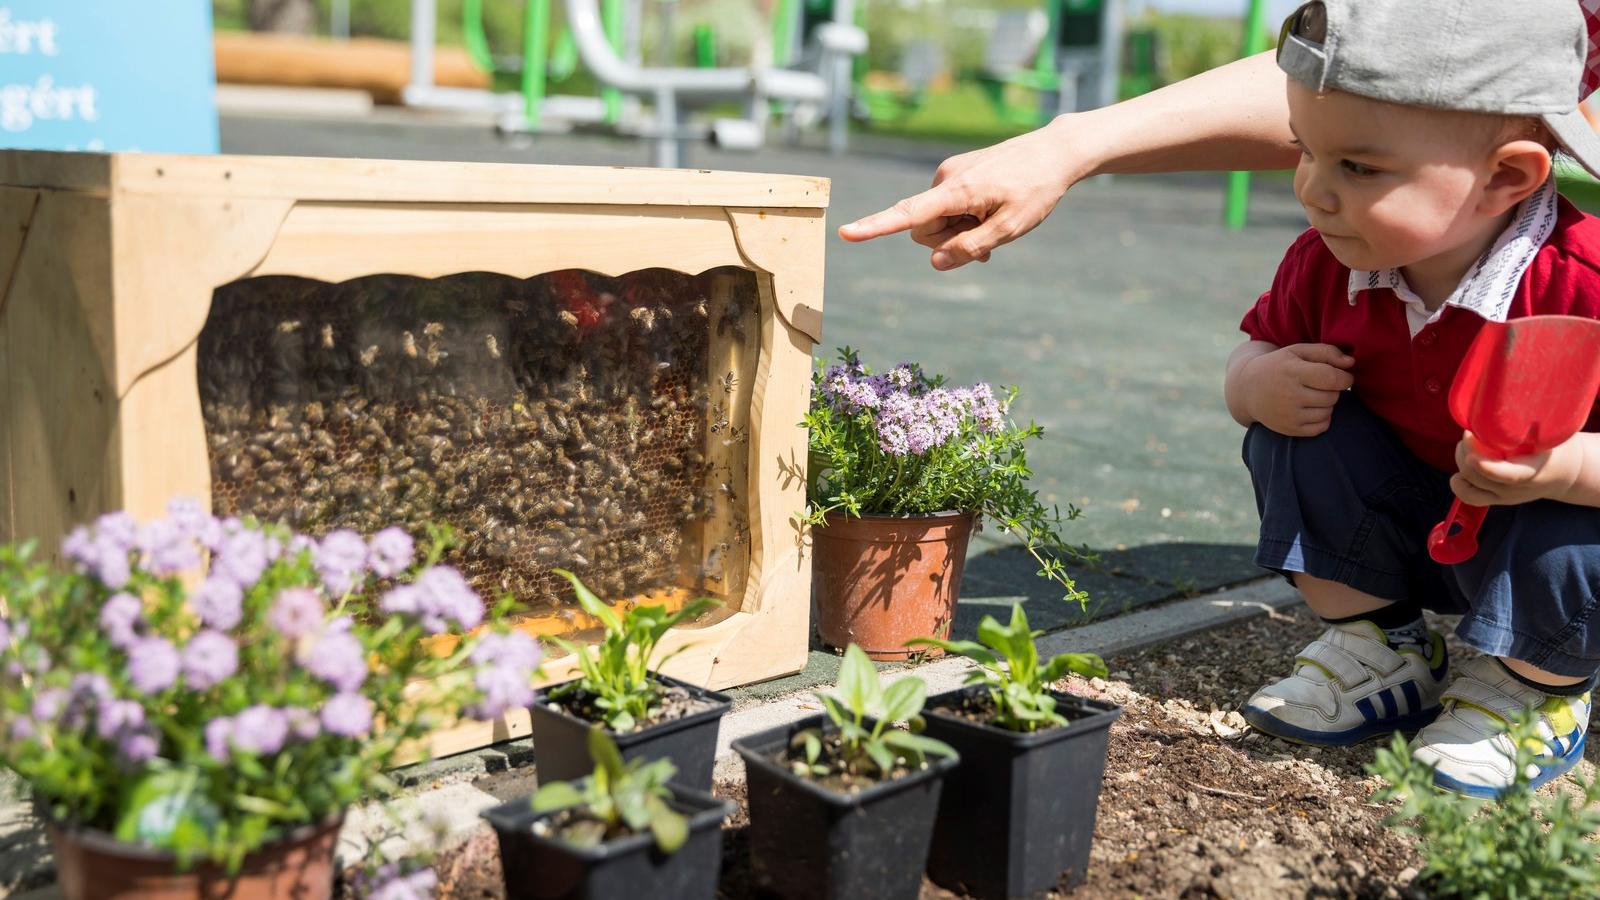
[
  {"left": 361, "top": 604, "right": 1600, "bottom": 898},
  {"left": 548, "top": 683, "right": 715, "bottom": 733},
  {"left": 764, "top": 728, "right": 918, "bottom": 794}
]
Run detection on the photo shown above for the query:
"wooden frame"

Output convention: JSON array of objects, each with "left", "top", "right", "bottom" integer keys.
[{"left": 0, "top": 151, "right": 828, "bottom": 757}]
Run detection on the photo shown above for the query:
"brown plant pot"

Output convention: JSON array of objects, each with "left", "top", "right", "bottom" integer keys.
[
  {"left": 45, "top": 812, "right": 343, "bottom": 900},
  {"left": 812, "top": 510, "right": 975, "bottom": 661}
]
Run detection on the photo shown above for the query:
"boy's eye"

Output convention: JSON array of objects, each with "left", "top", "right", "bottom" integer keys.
[{"left": 1342, "top": 160, "right": 1380, "bottom": 176}]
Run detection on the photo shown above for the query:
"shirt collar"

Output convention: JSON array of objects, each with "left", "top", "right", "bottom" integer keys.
[{"left": 1344, "top": 176, "right": 1560, "bottom": 323}]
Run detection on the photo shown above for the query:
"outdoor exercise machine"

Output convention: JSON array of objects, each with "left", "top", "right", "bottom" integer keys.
[
  {"left": 403, "top": 0, "right": 865, "bottom": 167},
  {"left": 977, "top": 0, "right": 1122, "bottom": 128}
]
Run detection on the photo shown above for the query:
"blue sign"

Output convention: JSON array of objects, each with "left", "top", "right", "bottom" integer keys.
[{"left": 0, "top": 3, "right": 218, "bottom": 153}]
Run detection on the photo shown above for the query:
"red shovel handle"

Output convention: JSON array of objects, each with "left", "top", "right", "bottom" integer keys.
[{"left": 1428, "top": 500, "right": 1489, "bottom": 565}]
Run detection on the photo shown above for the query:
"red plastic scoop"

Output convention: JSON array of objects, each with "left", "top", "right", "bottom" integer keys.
[{"left": 1428, "top": 315, "right": 1600, "bottom": 565}]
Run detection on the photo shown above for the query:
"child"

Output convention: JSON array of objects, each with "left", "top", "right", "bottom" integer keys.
[{"left": 1229, "top": 0, "right": 1600, "bottom": 797}]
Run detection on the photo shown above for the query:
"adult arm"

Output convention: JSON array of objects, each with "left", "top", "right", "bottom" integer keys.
[{"left": 838, "top": 50, "right": 1300, "bottom": 270}]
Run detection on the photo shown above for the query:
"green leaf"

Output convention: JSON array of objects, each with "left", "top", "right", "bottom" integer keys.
[
  {"left": 837, "top": 645, "right": 881, "bottom": 717},
  {"left": 532, "top": 780, "right": 587, "bottom": 813},
  {"left": 1041, "top": 652, "right": 1107, "bottom": 682},
  {"left": 905, "top": 637, "right": 999, "bottom": 669},
  {"left": 879, "top": 678, "right": 927, "bottom": 725},
  {"left": 648, "top": 799, "right": 689, "bottom": 854},
  {"left": 553, "top": 569, "right": 621, "bottom": 632},
  {"left": 864, "top": 740, "right": 895, "bottom": 776},
  {"left": 587, "top": 726, "right": 626, "bottom": 780},
  {"left": 882, "top": 729, "right": 956, "bottom": 760}
]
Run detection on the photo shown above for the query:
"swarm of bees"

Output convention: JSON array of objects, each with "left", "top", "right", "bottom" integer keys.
[{"left": 198, "top": 270, "right": 756, "bottom": 621}]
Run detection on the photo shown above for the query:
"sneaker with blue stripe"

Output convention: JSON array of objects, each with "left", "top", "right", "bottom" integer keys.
[
  {"left": 1241, "top": 620, "right": 1448, "bottom": 746},
  {"left": 1410, "top": 655, "right": 1590, "bottom": 799}
]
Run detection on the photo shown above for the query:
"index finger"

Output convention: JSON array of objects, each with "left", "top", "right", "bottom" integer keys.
[{"left": 838, "top": 184, "right": 963, "bottom": 243}]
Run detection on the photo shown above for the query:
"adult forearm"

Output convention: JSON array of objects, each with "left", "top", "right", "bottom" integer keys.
[{"left": 1063, "top": 51, "right": 1299, "bottom": 180}]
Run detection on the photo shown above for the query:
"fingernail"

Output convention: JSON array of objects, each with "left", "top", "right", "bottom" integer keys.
[{"left": 931, "top": 252, "right": 951, "bottom": 269}]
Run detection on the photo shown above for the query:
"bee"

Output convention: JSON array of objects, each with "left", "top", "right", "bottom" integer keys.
[
  {"left": 401, "top": 332, "right": 419, "bottom": 358},
  {"left": 426, "top": 343, "right": 447, "bottom": 367},
  {"left": 569, "top": 552, "right": 591, "bottom": 568},
  {"left": 359, "top": 345, "right": 380, "bottom": 367},
  {"left": 558, "top": 310, "right": 579, "bottom": 328},
  {"left": 630, "top": 306, "right": 656, "bottom": 332},
  {"left": 320, "top": 323, "right": 335, "bottom": 349},
  {"left": 485, "top": 334, "right": 501, "bottom": 359},
  {"left": 720, "top": 371, "right": 739, "bottom": 393},
  {"left": 305, "top": 402, "right": 326, "bottom": 425},
  {"left": 259, "top": 460, "right": 285, "bottom": 478},
  {"left": 277, "top": 320, "right": 303, "bottom": 334},
  {"left": 719, "top": 482, "right": 738, "bottom": 504},
  {"left": 694, "top": 298, "right": 709, "bottom": 318},
  {"left": 424, "top": 322, "right": 444, "bottom": 338}
]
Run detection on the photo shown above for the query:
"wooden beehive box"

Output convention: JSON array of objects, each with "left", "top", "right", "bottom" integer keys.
[{"left": 0, "top": 150, "right": 827, "bottom": 755}]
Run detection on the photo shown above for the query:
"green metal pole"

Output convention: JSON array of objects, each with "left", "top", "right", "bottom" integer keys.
[
  {"left": 523, "top": 0, "right": 551, "bottom": 127},
  {"left": 1224, "top": 0, "right": 1270, "bottom": 230},
  {"left": 770, "top": 0, "right": 801, "bottom": 67},
  {"left": 602, "top": 0, "right": 625, "bottom": 124},
  {"left": 463, "top": 0, "right": 496, "bottom": 73}
]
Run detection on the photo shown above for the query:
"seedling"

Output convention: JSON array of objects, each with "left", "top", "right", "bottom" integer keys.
[
  {"left": 545, "top": 569, "right": 717, "bottom": 732},
  {"left": 909, "top": 602, "right": 1106, "bottom": 732},
  {"left": 532, "top": 726, "right": 689, "bottom": 853},
  {"left": 791, "top": 645, "right": 955, "bottom": 780}
]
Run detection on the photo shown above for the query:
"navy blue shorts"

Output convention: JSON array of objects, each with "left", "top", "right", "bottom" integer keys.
[{"left": 1243, "top": 393, "right": 1600, "bottom": 678}]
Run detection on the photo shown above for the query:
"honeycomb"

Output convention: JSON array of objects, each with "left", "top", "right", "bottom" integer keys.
[{"left": 196, "top": 268, "right": 757, "bottom": 627}]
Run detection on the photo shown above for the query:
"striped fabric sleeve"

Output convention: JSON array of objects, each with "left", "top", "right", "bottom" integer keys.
[{"left": 1584, "top": 0, "right": 1600, "bottom": 100}]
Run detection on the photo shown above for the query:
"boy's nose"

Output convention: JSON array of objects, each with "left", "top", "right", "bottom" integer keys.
[{"left": 1296, "top": 166, "right": 1339, "bottom": 216}]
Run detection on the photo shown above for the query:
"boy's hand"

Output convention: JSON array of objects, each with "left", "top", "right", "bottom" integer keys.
[
  {"left": 1451, "top": 431, "right": 1584, "bottom": 506},
  {"left": 1238, "top": 343, "right": 1355, "bottom": 436}
]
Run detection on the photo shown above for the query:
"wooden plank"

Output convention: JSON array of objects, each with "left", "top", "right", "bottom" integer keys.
[
  {"left": 726, "top": 208, "right": 827, "bottom": 342},
  {"left": 0, "top": 151, "right": 832, "bottom": 210},
  {"left": 0, "top": 187, "right": 40, "bottom": 541},
  {"left": 252, "top": 202, "right": 747, "bottom": 284},
  {"left": 214, "top": 32, "right": 488, "bottom": 104}
]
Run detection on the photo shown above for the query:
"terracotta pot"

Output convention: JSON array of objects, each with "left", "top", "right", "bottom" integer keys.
[
  {"left": 812, "top": 510, "right": 975, "bottom": 661},
  {"left": 46, "top": 813, "right": 343, "bottom": 900}
]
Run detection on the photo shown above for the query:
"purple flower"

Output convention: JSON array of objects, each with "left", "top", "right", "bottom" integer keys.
[
  {"left": 9, "top": 717, "right": 36, "bottom": 741},
  {"left": 181, "top": 631, "right": 238, "bottom": 689},
  {"left": 96, "top": 698, "right": 145, "bottom": 740},
  {"left": 99, "top": 593, "right": 143, "bottom": 649},
  {"left": 320, "top": 692, "right": 374, "bottom": 738},
  {"left": 316, "top": 529, "right": 369, "bottom": 596},
  {"left": 270, "top": 588, "right": 325, "bottom": 639},
  {"left": 137, "top": 518, "right": 200, "bottom": 577},
  {"left": 63, "top": 528, "right": 134, "bottom": 590},
  {"left": 286, "top": 707, "right": 321, "bottom": 742},
  {"left": 94, "top": 512, "right": 139, "bottom": 551},
  {"left": 365, "top": 866, "right": 438, "bottom": 900},
  {"left": 166, "top": 497, "right": 218, "bottom": 542},
  {"left": 231, "top": 705, "right": 289, "bottom": 756},
  {"left": 0, "top": 618, "right": 13, "bottom": 653},
  {"left": 117, "top": 730, "right": 160, "bottom": 763},
  {"left": 204, "top": 717, "right": 233, "bottom": 760},
  {"left": 213, "top": 528, "right": 270, "bottom": 591},
  {"left": 286, "top": 534, "right": 316, "bottom": 559},
  {"left": 190, "top": 576, "right": 243, "bottom": 631},
  {"left": 127, "top": 637, "right": 180, "bottom": 694},
  {"left": 31, "top": 687, "right": 68, "bottom": 722},
  {"left": 302, "top": 629, "right": 367, "bottom": 692},
  {"left": 367, "top": 527, "right": 415, "bottom": 579},
  {"left": 467, "top": 632, "right": 540, "bottom": 719},
  {"left": 72, "top": 672, "right": 113, "bottom": 704},
  {"left": 413, "top": 567, "right": 484, "bottom": 634}
]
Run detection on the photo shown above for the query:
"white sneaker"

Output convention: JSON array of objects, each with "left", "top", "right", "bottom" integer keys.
[
  {"left": 1241, "top": 620, "right": 1448, "bottom": 746},
  {"left": 1410, "top": 655, "right": 1590, "bottom": 799}
]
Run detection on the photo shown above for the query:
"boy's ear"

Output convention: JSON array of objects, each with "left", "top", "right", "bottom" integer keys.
[{"left": 1480, "top": 140, "right": 1552, "bottom": 216}]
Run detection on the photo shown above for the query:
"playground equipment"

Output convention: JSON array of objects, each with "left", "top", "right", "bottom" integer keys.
[
  {"left": 1223, "top": 0, "right": 1270, "bottom": 230},
  {"left": 977, "top": 0, "right": 1122, "bottom": 128},
  {"left": 403, "top": 0, "right": 865, "bottom": 167}
]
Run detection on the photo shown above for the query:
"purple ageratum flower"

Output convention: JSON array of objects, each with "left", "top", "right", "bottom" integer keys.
[
  {"left": 127, "top": 637, "right": 180, "bottom": 694},
  {"left": 0, "top": 617, "right": 12, "bottom": 653},
  {"left": 136, "top": 518, "right": 201, "bottom": 577},
  {"left": 367, "top": 527, "right": 415, "bottom": 579},
  {"left": 31, "top": 687, "right": 68, "bottom": 722},
  {"left": 181, "top": 631, "right": 238, "bottom": 690},
  {"left": 94, "top": 512, "right": 139, "bottom": 552},
  {"left": 9, "top": 717, "right": 36, "bottom": 741},
  {"left": 231, "top": 705, "right": 289, "bottom": 756},
  {"left": 366, "top": 866, "right": 439, "bottom": 900},
  {"left": 320, "top": 692, "right": 374, "bottom": 738},
  {"left": 99, "top": 593, "right": 143, "bottom": 649},
  {"left": 204, "top": 716, "right": 234, "bottom": 760},
  {"left": 286, "top": 533, "right": 316, "bottom": 560},
  {"left": 301, "top": 629, "right": 367, "bottom": 692},
  {"left": 214, "top": 528, "right": 271, "bottom": 591},
  {"left": 166, "top": 497, "right": 218, "bottom": 542},
  {"left": 117, "top": 730, "right": 160, "bottom": 764},
  {"left": 270, "top": 588, "right": 325, "bottom": 639},
  {"left": 414, "top": 567, "right": 484, "bottom": 634},
  {"left": 316, "top": 529, "right": 369, "bottom": 596},
  {"left": 467, "top": 631, "right": 541, "bottom": 719},
  {"left": 96, "top": 698, "right": 145, "bottom": 741},
  {"left": 63, "top": 527, "right": 134, "bottom": 590},
  {"left": 190, "top": 576, "right": 243, "bottom": 631}
]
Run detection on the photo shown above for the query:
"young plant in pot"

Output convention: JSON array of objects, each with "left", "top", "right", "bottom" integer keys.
[
  {"left": 909, "top": 603, "right": 1120, "bottom": 898},
  {"left": 800, "top": 348, "right": 1088, "bottom": 660},
  {"left": 732, "top": 644, "right": 959, "bottom": 900},
  {"left": 0, "top": 502, "right": 541, "bottom": 900},
  {"left": 533, "top": 569, "right": 727, "bottom": 790},
  {"left": 483, "top": 725, "right": 733, "bottom": 900}
]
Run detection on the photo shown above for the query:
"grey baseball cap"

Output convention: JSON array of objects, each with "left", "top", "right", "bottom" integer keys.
[{"left": 1277, "top": 0, "right": 1600, "bottom": 179}]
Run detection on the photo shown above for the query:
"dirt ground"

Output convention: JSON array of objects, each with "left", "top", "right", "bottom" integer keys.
[{"left": 409, "top": 604, "right": 1600, "bottom": 898}]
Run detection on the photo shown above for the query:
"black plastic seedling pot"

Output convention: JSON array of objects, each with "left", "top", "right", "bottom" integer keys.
[
  {"left": 481, "top": 785, "right": 732, "bottom": 900},
  {"left": 732, "top": 714, "right": 961, "bottom": 900},
  {"left": 921, "top": 684, "right": 1121, "bottom": 898},
  {"left": 529, "top": 673, "right": 732, "bottom": 791}
]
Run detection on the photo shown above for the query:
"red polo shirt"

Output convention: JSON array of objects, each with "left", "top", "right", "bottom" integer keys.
[{"left": 1240, "top": 195, "right": 1600, "bottom": 472}]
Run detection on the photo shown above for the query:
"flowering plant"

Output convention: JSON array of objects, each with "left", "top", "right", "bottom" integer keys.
[
  {"left": 801, "top": 348, "right": 1087, "bottom": 605},
  {"left": 0, "top": 500, "right": 542, "bottom": 872}
]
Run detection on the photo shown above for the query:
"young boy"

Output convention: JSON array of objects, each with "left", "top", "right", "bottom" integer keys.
[{"left": 1229, "top": 0, "right": 1600, "bottom": 797}]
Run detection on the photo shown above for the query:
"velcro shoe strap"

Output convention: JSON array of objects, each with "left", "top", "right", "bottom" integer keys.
[
  {"left": 1298, "top": 640, "right": 1372, "bottom": 689},
  {"left": 1324, "top": 628, "right": 1405, "bottom": 676},
  {"left": 1441, "top": 678, "right": 1525, "bottom": 724}
]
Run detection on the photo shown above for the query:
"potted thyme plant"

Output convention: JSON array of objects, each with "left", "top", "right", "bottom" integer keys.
[
  {"left": 801, "top": 348, "right": 1086, "bottom": 660},
  {"left": 0, "top": 501, "right": 541, "bottom": 900},
  {"left": 530, "top": 569, "right": 728, "bottom": 790},
  {"left": 483, "top": 726, "right": 733, "bottom": 900},
  {"left": 731, "top": 645, "right": 959, "bottom": 900},
  {"left": 909, "top": 604, "right": 1121, "bottom": 898}
]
